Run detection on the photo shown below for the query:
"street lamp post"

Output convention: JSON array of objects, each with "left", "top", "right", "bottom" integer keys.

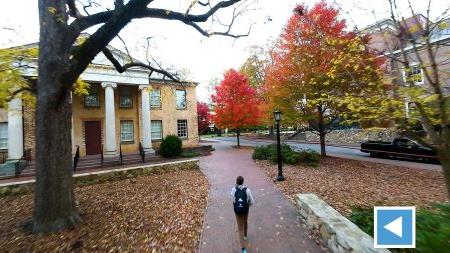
[{"left": 274, "top": 111, "right": 284, "bottom": 181}]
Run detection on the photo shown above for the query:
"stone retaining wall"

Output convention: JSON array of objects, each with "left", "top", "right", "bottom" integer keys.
[
  {"left": 0, "top": 159, "right": 199, "bottom": 197},
  {"left": 305, "top": 129, "right": 398, "bottom": 144},
  {"left": 296, "top": 193, "right": 390, "bottom": 253}
]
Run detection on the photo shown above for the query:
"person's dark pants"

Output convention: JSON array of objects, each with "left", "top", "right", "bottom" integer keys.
[{"left": 235, "top": 213, "right": 248, "bottom": 248}]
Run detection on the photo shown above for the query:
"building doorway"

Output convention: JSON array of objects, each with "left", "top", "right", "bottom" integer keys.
[{"left": 84, "top": 121, "right": 102, "bottom": 155}]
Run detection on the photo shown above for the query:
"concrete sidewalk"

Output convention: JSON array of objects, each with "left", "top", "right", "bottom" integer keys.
[{"left": 198, "top": 141, "right": 324, "bottom": 253}]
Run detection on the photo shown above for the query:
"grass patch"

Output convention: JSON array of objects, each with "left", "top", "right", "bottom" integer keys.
[
  {"left": 199, "top": 134, "right": 217, "bottom": 138},
  {"left": 181, "top": 151, "right": 201, "bottom": 158},
  {"left": 349, "top": 204, "right": 450, "bottom": 253}
]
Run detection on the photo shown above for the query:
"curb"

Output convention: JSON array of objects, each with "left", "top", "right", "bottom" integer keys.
[{"left": 240, "top": 137, "right": 360, "bottom": 150}]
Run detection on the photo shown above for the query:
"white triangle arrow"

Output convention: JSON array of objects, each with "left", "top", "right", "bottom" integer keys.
[{"left": 384, "top": 216, "right": 403, "bottom": 238}]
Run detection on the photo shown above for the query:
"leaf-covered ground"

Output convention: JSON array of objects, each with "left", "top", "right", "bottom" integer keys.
[
  {"left": 0, "top": 169, "right": 208, "bottom": 252},
  {"left": 258, "top": 157, "right": 448, "bottom": 216}
]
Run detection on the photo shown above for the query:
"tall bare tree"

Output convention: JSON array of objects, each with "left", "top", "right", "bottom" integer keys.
[
  {"left": 345, "top": 0, "right": 450, "bottom": 197},
  {"left": 387, "top": 0, "right": 450, "bottom": 198},
  {"left": 8, "top": 0, "right": 251, "bottom": 233}
]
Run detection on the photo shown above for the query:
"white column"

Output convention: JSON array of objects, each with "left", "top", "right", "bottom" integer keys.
[
  {"left": 139, "top": 85, "right": 155, "bottom": 154},
  {"left": 70, "top": 91, "right": 75, "bottom": 155},
  {"left": 101, "top": 82, "right": 118, "bottom": 157},
  {"left": 8, "top": 97, "right": 23, "bottom": 160}
]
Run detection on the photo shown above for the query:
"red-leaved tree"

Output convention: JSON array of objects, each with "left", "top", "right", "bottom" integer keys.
[
  {"left": 211, "top": 69, "right": 262, "bottom": 147},
  {"left": 197, "top": 101, "right": 211, "bottom": 135}
]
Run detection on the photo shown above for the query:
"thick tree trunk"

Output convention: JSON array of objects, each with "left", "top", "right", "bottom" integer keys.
[
  {"left": 437, "top": 150, "right": 450, "bottom": 199},
  {"left": 236, "top": 128, "right": 240, "bottom": 148},
  {"left": 319, "top": 131, "right": 326, "bottom": 157},
  {"left": 25, "top": 0, "right": 79, "bottom": 233},
  {"left": 318, "top": 112, "right": 327, "bottom": 157},
  {"left": 30, "top": 91, "right": 79, "bottom": 233},
  {"left": 268, "top": 125, "right": 274, "bottom": 137}
]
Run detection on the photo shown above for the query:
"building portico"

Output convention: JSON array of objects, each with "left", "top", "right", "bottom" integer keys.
[{"left": 0, "top": 44, "right": 199, "bottom": 163}]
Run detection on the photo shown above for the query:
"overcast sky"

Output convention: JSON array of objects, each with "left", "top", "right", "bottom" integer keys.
[{"left": 1, "top": 0, "right": 449, "bottom": 102}]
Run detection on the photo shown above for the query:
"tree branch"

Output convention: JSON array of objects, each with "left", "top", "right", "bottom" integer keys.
[
  {"left": 115, "top": 0, "right": 124, "bottom": 9},
  {"left": 6, "top": 86, "right": 36, "bottom": 102},
  {"left": 66, "top": 0, "right": 83, "bottom": 18},
  {"left": 101, "top": 47, "right": 180, "bottom": 83},
  {"left": 70, "top": 0, "right": 243, "bottom": 33},
  {"left": 61, "top": 0, "right": 246, "bottom": 103},
  {"left": 185, "top": 0, "right": 211, "bottom": 15},
  {"left": 186, "top": 20, "right": 253, "bottom": 38}
]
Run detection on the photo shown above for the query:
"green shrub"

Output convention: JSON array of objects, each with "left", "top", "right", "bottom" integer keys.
[
  {"left": 181, "top": 151, "right": 200, "bottom": 158},
  {"left": 297, "top": 149, "right": 320, "bottom": 167},
  {"left": 252, "top": 145, "right": 273, "bottom": 160},
  {"left": 252, "top": 145, "right": 319, "bottom": 166},
  {"left": 159, "top": 135, "right": 182, "bottom": 158},
  {"left": 268, "top": 153, "right": 278, "bottom": 164},
  {"left": 257, "top": 144, "right": 297, "bottom": 164},
  {"left": 349, "top": 204, "right": 450, "bottom": 253},
  {"left": 284, "top": 152, "right": 300, "bottom": 165}
]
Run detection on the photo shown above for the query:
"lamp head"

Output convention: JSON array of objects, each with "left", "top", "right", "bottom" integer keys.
[{"left": 274, "top": 110, "right": 282, "bottom": 121}]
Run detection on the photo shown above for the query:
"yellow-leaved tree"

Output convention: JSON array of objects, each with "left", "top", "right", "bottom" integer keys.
[{"left": 266, "top": 2, "right": 387, "bottom": 156}]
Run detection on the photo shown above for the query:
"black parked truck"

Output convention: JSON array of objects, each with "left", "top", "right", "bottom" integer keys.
[{"left": 360, "top": 137, "right": 439, "bottom": 163}]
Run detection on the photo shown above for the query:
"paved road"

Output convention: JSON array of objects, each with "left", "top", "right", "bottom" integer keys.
[
  {"left": 209, "top": 137, "right": 441, "bottom": 171},
  {"left": 199, "top": 141, "right": 324, "bottom": 253}
]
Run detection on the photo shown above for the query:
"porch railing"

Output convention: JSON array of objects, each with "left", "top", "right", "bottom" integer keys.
[
  {"left": 0, "top": 151, "right": 7, "bottom": 164},
  {"left": 100, "top": 144, "right": 104, "bottom": 169},
  {"left": 73, "top": 145, "right": 80, "bottom": 171},
  {"left": 138, "top": 142, "right": 145, "bottom": 163},
  {"left": 119, "top": 144, "right": 123, "bottom": 165}
]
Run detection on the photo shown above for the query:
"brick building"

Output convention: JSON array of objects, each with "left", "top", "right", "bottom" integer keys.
[
  {"left": 0, "top": 43, "right": 199, "bottom": 163},
  {"left": 362, "top": 15, "right": 450, "bottom": 107}
]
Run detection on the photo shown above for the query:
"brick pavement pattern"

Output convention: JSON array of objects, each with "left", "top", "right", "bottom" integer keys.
[{"left": 198, "top": 141, "right": 323, "bottom": 253}]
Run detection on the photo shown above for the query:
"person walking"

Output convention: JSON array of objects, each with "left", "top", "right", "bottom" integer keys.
[{"left": 231, "top": 176, "right": 255, "bottom": 253}]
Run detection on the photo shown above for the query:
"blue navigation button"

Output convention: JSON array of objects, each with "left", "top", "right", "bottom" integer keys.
[{"left": 374, "top": 206, "right": 415, "bottom": 248}]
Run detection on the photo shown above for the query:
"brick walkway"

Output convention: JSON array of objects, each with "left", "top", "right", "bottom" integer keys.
[{"left": 198, "top": 141, "right": 324, "bottom": 253}]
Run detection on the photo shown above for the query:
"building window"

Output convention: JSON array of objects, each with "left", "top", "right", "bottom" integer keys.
[
  {"left": 0, "top": 123, "right": 7, "bottom": 149},
  {"left": 176, "top": 89, "right": 186, "bottom": 109},
  {"left": 150, "top": 89, "right": 161, "bottom": 109},
  {"left": 405, "top": 101, "right": 416, "bottom": 118},
  {"left": 403, "top": 64, "right": 424, "bottom": 85},
  {"left": 120, "top": 120, "right": 134, "bottom": 143},
  {"left": 84, "top": 85, "right": 100, "bottom": 107},
  {"left": 177, "top": 120, "right": 188, "bottom": 138},
  {"left": 119, "top": 86, "right": 133, "bottom": 108},
  {"left": 151, "top": 120, "right": 162, "bottom": 140}
]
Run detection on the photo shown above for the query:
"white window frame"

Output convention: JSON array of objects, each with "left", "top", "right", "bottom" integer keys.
[
  {"left": 119, "top": 86, "right": 133, "bottom": 108},
  {"left": 151, "top": 120, "right": 163, "bottom": 140},
  {"left": 402, "top": 63, "right": 424, "bottom": 85},
  {"left": 177, "top": 120, "right": 188, "bottom": 138},
  {"left": 120, "top": 120, "right": 134, "bottom": 143},
  {"left": 176, "top": 89, "right": 187, "bottom": 109},
  {"left": 84, "top": 85, "right": 100, "bottom": 107},
  {"left": 150, "top": 89, "right": 161, "bottom": 109},
  {"left": 0, "top": 122, "right": 7, "bottom": 150}
]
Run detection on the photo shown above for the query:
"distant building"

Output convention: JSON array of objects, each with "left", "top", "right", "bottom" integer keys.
[{"left": 361, "top": 14, "right": 450, "bottom": 120}]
